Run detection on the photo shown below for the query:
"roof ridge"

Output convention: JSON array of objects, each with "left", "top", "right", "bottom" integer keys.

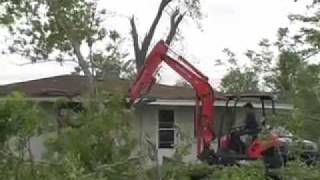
[
  {"left": 0, "top": 75, "right": 226, "bottom": 99},
  {"left": 0, "top": 74, "right": 83, "bottom": 87}
]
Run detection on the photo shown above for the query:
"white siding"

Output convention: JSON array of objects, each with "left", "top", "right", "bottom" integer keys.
[
  {"left": 28, "top": 101, "right": 288, "bottom": 164},
  {"left": 135, "top": 104, "right": 277, "bottom": 163}
]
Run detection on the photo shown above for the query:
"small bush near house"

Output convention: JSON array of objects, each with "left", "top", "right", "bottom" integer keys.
[
  {"left": 0, "top": 92, "right": 145, "bottom": 179},
  {"left": 43, "top": 93, "right": 144, "bottom": 179},
  {"left": 0, "top": 92, "right": 44, "bottom": 179}
]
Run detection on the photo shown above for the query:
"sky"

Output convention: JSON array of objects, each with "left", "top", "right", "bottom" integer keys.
[{"left": 0, "top": 0, "right": 310, "bottom": 86}]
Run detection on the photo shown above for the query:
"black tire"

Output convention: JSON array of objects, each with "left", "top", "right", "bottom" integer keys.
[
  {"left": 301, "top": 152, "right": 317, "bottom": 166},
  {"left": 263, "top": 147, "right": 284, "bottom": 180}
]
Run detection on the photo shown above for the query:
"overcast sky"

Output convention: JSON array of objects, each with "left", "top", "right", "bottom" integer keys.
[{"left": 0, "top": 0, "right": 310, "bottom": 86}]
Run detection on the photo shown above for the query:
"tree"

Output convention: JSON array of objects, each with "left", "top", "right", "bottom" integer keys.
[
  {"left": 216, "top": 48, "right": 260, "bottom": 94},
  {"left": 0, "top": 0, "right": 125, "bottom": 95},
  {"left": 45, "top": 94, "right": 143, "bottom": 179},
  {"left": 241, "top": 31, "right": 299, "bottom": 94},
  {"left": 285, "top": 1, "right": 320, "bottom": 139},
  {"left": 289, "top": 1, "right": 320, "bottom": 59},
  {"left": 243, "top": 30, "right": 304, "bottom": 99},
  {"left": 291, "top": 64, "right": 320, "bottom": 140},
  {"left": 91, "top": 31, "right": 129, "bottom": 80},
  {"left": 0, "top": 92, "right": 147, "bottom": 179},
  {"left": 220, "top": 68, "right": 259, "bottom": 94},
  {"left": 264, "top": 51, "right": 302, "bottom": 96},
  {"left": 130, "top": 0, "right": 202, "bottom": 71},
  {"left": 0, "top": 92, "right": 44, "bottom": 179},
  {"left": 245, "top": 30, "right": 320, "bottom": 139}
]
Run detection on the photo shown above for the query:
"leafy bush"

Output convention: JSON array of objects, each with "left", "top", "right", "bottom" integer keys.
[
  {"left": 43, "top": 93, "right": 144, "bottom": 179},
  {"left": 0, "top": 92, "right": 319, "bottom": 180},
  {"left": 0, "top": 92, "right": 44, "bottom": 179},
  {"left": 0, "top": 92, "right": 144, "bottom": 179}
]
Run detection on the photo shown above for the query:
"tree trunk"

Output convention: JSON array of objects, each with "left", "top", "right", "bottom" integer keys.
[
  {"left": 166, "top": 10, "right": 185, "bottom": 45},
  {"left": 49, "top": 0, "right": 96, "bottom": 96},
  {"left": 130, "top": 0, "right": 171, "bottom": 71},
  {"left": 71, "top": 41, "right": 96, "bottom": 96}
]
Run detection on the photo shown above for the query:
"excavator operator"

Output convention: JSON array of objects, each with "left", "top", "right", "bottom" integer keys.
[
  {"left": 231, "top": 102, "right": 260, "bottom": 154},
  {"left": 243, "top": 102, "right": 260, "bottom": 139}
]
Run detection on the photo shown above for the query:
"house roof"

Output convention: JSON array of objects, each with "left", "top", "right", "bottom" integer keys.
[{"left": 0, "top": 75, "right": 226, "bottom": 100}]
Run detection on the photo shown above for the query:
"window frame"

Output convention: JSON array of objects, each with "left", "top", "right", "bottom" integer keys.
[{"left": 158, "top": 109, "right": 176, "bottom": 149}]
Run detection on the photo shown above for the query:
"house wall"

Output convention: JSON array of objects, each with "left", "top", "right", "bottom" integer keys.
[
  {"left": 135, "top": 105, "right": 197, "bottom": 163},
  {"left": 28, "top": 101, "right": 283, "bottom": 164},
  {"left": 134, "top": 104, "right": 274, "bottom": 163}
]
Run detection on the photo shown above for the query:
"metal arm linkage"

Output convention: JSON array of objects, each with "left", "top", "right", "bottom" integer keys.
[{"left": 128, "top": 40, "right": 215, "bottom": 155}]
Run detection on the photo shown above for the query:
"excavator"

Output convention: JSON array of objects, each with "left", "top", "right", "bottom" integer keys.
[{"left": 128, "top": 40, "right": 283, "bottom": 178}]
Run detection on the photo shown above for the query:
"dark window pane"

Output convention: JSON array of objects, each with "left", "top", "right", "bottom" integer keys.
[
  {"left": 159, "top": 110, "right": 174, "bottom": 128},
  {"left": 159, "top": 130, "right": 174, "bottom": 148}
]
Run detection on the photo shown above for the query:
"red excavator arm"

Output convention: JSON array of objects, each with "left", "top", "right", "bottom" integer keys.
[{"left": 128, "top": 40, "right": 215, "bottom": 155}]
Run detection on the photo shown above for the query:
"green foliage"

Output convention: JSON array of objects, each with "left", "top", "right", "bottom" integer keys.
[
  {"left": 160, "top": 158, "right": 320, "bottom": 180},
  {"left": 0, "top": 90, "right": 319, "bottom": 180},
  {"left": 290, "top": 64, "right": 320, "bottom": 140},
  {"left": 243, "top": 37, "right": 302, "bottom": 95},
  {"left": 267, "top": 51, "right": 320, "bottom": 140},
  {"left": 0, "top": 92, "right": 43, "bottom": 142},
  {"left": 92, "top": 32, "right": 129, "bottom": 79},
  {"left": 160, "top": 125, "right": 194, "bottom": 179},
  {"left": 216, "top": 6, "right": 320, "bottom": 178},
  {"left": 0, "top": 92, "right": 144, "bottom": 179},
  {"left": 209, "top": 162, "right": 265, "bottom": 180},
  {"left": 218, "top": 48, "right": 260, "bottom": 93},
  {"left": 265, "top": 51, "right": 302, "bottom": 96},
  {"left": 44, "top": 93, "right": 141, "bottom": 179},
  {"left": 0, "top": 0, "right": 126, "bottom": 78},
  {"left": 284, "top": 1, "right": 320, "bottom": 140},
  {"left": 282, "top": 161, "right": 320, "bottom": 180},
  {"left": 221, "top": 30, "right": 305, "bottom": 98},
  {"left": 289, "top": 2, "right": 320, "bottom": 57},
  {"left": 161, "top": 162, "right": 215, "bottom": 180},
  {"left": 1, "top": 0, "right": 97, "bottom": 59},
  {"left": 245, "top": 39, "right": 274, "bottom": 75},
  {"left": 220, "top": 24, "right": 320, "bottom": 140},
  {"left": 220, "top": 68, "right": 259, "bottom": 94},
  {"left": 0, "top": 92, "right": 44, "bottom": 179},
  {"left": 1, "top": 1, "right": 320, "bottom": 178}
]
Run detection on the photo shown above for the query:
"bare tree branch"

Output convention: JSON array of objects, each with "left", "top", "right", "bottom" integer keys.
[
  {"left": 130, "top": 16, "right": 142, "bottom": 70},
  {"left": 140, "top": 0, "right": 171, "bottom": 51},
  {"left": 166, "top": 9, "right": 185, "bottom": 45},
  {"left": 131, "top": 0, "right": 172, "bottom": 70},
  {"left": 301, "top": 50, "right": 320, "bottom": 61}
]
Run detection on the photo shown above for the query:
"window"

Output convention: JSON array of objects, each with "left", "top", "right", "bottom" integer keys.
[{"left": 158, "top": 110, "right": 175, "bottom": 148}]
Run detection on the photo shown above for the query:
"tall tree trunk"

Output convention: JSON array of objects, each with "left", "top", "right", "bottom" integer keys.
[
  {"left": 130, "top": 0, "right": 186, "bottom": 72},
  {"left": 130, "top": 0, "right": 171, "bottom": 71},
  {"left": 71, "top": 41, "right": 96, "bottom": 96},
  {"left": 166, "top": 9, "right": 185, "bottom": 45}
]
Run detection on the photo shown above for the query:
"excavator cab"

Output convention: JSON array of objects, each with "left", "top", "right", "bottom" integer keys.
[
  {"left": 218, "top": 93, "right": 276, "bottom": 152},
  {"left": 214, "top": 94, "right": 283, "bottom": 171}
]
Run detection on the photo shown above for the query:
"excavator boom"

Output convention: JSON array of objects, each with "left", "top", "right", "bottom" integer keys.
[{"left": 128, "top": 40, "right": 215, "bottom": 155}]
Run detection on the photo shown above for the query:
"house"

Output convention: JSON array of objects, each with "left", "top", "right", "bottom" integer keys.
[{"left": 0, "top": 75, "right": 292, "bottom": 163}]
